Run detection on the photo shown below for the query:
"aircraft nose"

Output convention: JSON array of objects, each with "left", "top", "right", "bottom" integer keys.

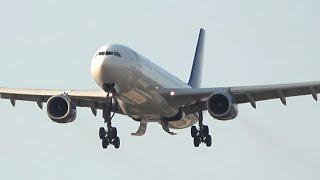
[
  {"left": 91, "top": 56, "right": 119, "bottom": 87},
  {"left": 91, "top": 56, "right": 108, "bottom": 86}
]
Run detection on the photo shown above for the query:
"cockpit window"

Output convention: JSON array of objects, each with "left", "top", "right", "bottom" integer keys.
[
  {"left": 114, "top": 51, "right": 121, "bottom": 57},
  {"left": 105, "top": 51, "right": 113, "bottom": 55},
  {"left": 97, "top": 50, "right": 121, "bottom": 57}
]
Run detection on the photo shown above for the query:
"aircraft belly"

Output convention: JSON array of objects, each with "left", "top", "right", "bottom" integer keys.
[
  {"left": 168, "top": 114, "right": 198, "bottom": 129},
  {"left": 118, "top": 95, "right": 197, "bottom": 129},
  {"left": 116, "top": 85, "right": 198, "bottom": 129},
  {"left": 115, "top": 73, "right": 197, "bottom": 128},
  {"left": 117, "top": 89, "right": 177, "bottom": 121}
]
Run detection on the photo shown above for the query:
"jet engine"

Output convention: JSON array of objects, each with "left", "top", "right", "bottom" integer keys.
[
  {"left": 207, "top": 92, "right": 238, "bottom": 120},
  {"left": 46, "top": 94, "right": 77, "bottom": 123}
]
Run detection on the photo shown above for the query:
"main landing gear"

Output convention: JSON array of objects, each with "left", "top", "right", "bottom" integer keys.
[
  {"left": 191, "top": 111, "right": 212, "bottom": 147},
  {"left": 99, "top": 85, "right": 120, "bottom": 149}
]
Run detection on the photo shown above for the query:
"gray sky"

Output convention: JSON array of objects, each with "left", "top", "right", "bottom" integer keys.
[{"left": 0, "top": 0, "right": 320, "bottom": 179}]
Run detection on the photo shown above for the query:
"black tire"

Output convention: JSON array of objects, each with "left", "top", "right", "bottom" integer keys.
[
  {"left": 203, "top": 125, "right": 209, "bottom": 136},
  {"left": 102, "top": 138, "right": 109, "bottom": 149},
  {"left": 110, "top": 127, "right": 117, "bottom": 138},
  {"left": 114, "top": 137, "right": 120, "bottom": 149},
  {"left": 99, "top": 127, "right": 106, "bottom": 139},
  {"left": 193, "top": 136, "right": 200, "bottom": 147},
  {"left": 191, "top": 126, "right": 197, "bottom": 137},
  {"left": 205, "top": 135, "right": 212, "bottom": 147}
]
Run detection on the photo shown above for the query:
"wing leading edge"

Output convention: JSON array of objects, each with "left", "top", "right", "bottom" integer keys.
[{"left": 0, "top": 87, "right": 123, "bottom": 114}]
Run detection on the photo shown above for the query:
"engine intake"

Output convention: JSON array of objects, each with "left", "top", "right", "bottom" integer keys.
[
  {"left": 46, "top": 94, "right": 77, "bottom": 123},
  {"left": 207, "top": 92, "right": 238, "bottom": 120}
]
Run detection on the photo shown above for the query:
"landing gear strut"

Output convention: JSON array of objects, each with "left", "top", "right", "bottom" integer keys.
[
  {"left": 191, "top": 111, "right": 212, "bottom": 147},
  {"left": 99, "top": 85, "right": 120, "bottom": 149}
]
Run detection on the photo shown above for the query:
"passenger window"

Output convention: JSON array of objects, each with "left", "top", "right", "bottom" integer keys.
[
  {"left": 114, "top": 51, "right": 121, "bottom": 57},
  {"left": 98, "top": 52, "right": 105, "bottom": 55},
  {"left": 106, "top": 51, "right": 113, "bottom": 55}
]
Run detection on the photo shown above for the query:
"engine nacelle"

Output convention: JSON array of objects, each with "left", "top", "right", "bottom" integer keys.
[
  {"left": 46, "top": 94, "right": 77, "bottom": 123},
  {"left": 207, "top": 92, "right": 238, "bottom": 120}
]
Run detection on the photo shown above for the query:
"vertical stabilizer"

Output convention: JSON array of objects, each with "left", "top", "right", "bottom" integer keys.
[{"left": 188, "top": 28, "right": 205, "bottom": 88}]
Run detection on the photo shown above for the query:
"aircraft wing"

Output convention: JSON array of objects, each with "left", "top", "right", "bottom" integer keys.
[
  {"left": 160, "top": 81, "right": 320, "bottom": 114},
  {"left": 0, "top": 87, "right": 123, "bottom": 115}
]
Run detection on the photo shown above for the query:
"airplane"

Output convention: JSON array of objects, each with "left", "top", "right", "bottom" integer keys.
[{"left": 1, "top": 28, "right": 320, "bottom": 149}]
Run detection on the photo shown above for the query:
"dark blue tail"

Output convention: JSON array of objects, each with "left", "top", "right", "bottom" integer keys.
[{"left": 188, "top": 28, "right": 205, "bottom": 88}]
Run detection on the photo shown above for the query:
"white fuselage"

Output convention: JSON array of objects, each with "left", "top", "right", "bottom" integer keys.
[{"left": 91, "top": 44, "right": 197, "bottom": 129}]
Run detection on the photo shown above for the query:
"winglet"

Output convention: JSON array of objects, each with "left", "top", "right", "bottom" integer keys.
[{"left": 188, "top": 28, "right": 206, "bottom": 88}]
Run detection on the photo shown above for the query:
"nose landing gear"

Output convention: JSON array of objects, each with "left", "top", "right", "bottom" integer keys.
[
  {"left": 99, "top": 85, "right": 120, "bottom": 149},
  {"left": 191, "top": 111, "right": 212, "bottom": 147}
]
